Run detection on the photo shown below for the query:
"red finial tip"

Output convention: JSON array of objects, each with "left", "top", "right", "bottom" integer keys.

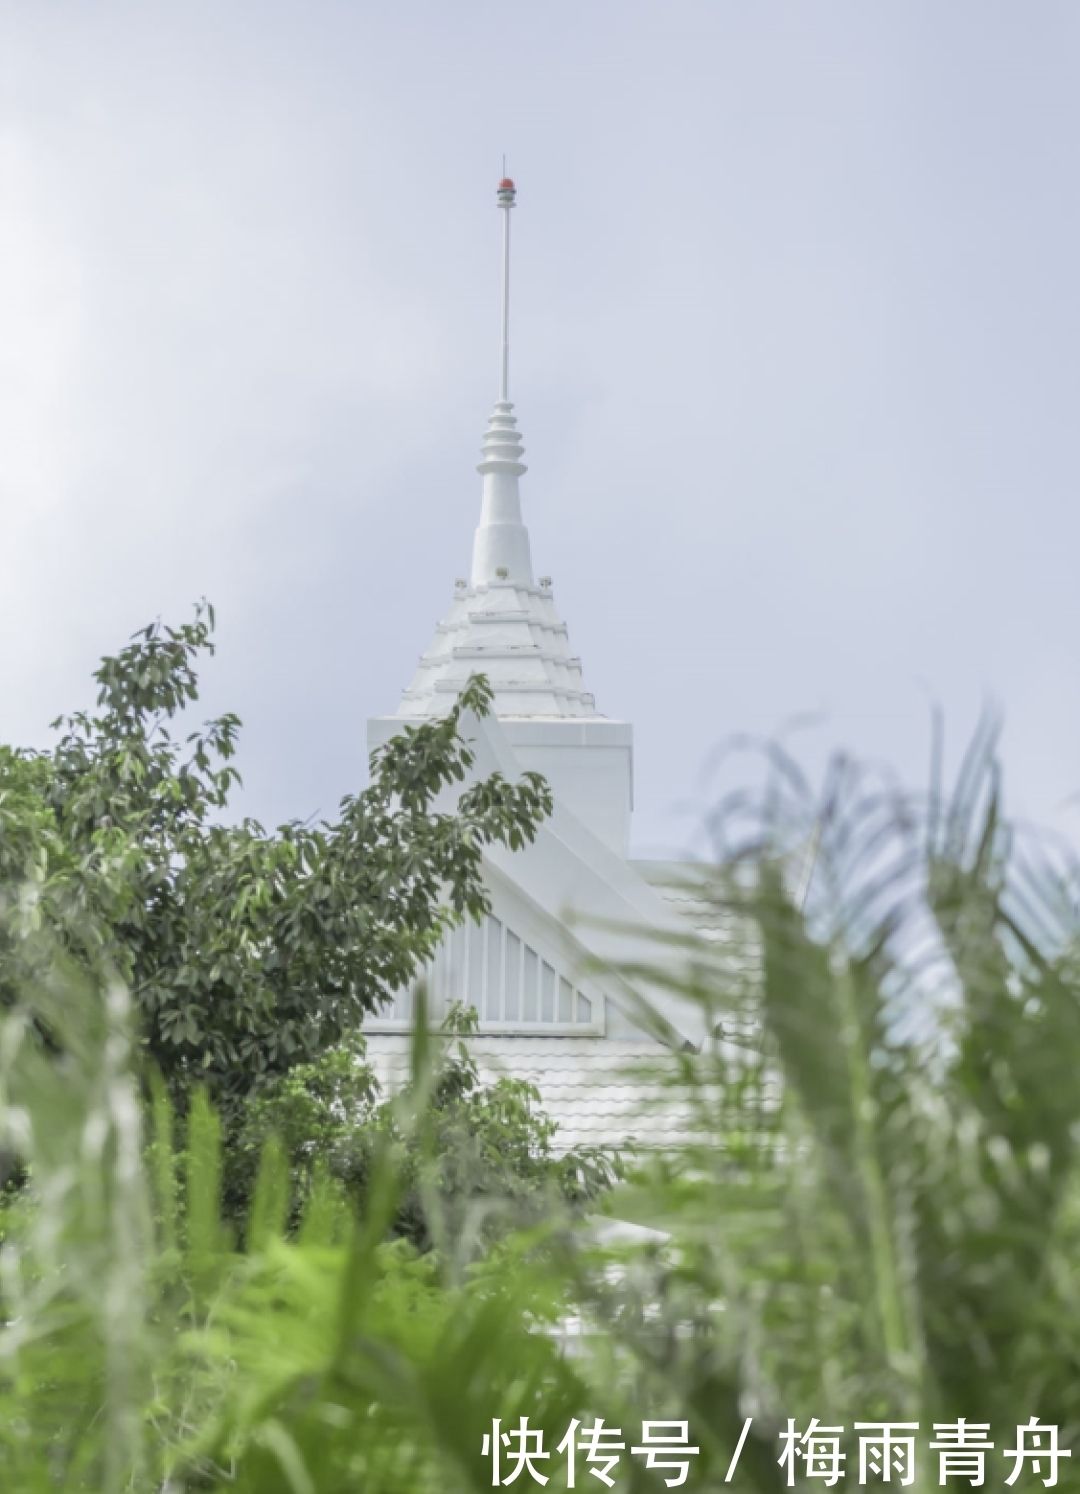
[{"left": 498, "top": 177, "right": 515, "bottom": 191}]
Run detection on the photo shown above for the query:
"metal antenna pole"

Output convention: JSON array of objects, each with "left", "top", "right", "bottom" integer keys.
[
  {"left": 500, "top": 194, "right": 511, "bottom": 401},
  {"left": 496, "top": 173, "right": 516, "bottom": 402}
]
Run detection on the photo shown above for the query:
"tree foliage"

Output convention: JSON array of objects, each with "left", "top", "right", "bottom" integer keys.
[{"left": 0, "top": 604, "right": 552, "bottom": 1106}]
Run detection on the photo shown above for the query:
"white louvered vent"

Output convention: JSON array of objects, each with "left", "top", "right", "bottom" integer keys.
[{"left": 373, "top": 915, "right": 601, "bottom": 1032}]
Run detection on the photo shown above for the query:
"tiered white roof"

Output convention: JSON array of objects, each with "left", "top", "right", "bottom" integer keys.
[
  {"left": 397, "top": 580, "right": 599, "bottom": 719},
  {"left": 397, "top": 402, "right": 600, "bottom": 720}
]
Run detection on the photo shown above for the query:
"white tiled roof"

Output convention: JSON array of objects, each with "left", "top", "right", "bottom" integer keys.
[
  {"left": 362, "top": 1033, "right": 700, "bottom": 1155},
  {"left": 631, "top": 860, "right": 762, "bottom": 993},
  {"left": 633, "top": 860, "right": 745, "bottom": 937}
]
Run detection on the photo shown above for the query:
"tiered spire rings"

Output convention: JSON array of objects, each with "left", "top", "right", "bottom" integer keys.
[{"left": 470, "top": 176, "right": 534, "bottom": 588}]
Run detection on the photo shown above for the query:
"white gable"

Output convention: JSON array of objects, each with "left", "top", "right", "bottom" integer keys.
[
  {"left": 369, "top": 709, "right": 710, "bottom": 1050},
  {"left": 369, "top": 871, "right": 604, "bottom": 1035}
]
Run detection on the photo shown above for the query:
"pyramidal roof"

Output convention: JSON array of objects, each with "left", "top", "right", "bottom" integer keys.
[{"left": 396, "top": 178, "right": 602, "bottom": 723}]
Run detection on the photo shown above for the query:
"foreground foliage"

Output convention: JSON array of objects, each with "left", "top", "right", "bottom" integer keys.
[{"left": 1, "top": 722, "right": 1080, "bottom": 1491}]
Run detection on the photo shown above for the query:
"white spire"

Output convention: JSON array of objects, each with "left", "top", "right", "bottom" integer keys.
[
  {"left": 470, "top": 176, "right": 534, "bottom": 587},
  {"left": 394, "top": 174, "right": 602, "bottom": 722}
]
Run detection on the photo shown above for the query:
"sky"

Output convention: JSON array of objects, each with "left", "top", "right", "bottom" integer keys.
[{"left": 1, "top": 0, "right": 1078, "bottom": 857}]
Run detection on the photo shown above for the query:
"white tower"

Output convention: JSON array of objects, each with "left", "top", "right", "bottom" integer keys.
[{"left": 363, "top": 177, "right": 719, "bottom": 1152}]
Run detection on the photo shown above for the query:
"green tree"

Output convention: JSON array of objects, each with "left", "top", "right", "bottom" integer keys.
[{"left": 0, "top": 604, "right": 552, "bottom": 1112}]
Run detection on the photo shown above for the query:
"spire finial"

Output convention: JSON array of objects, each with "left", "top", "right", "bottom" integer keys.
[
  {"left": 496, "top": 171, "right": 516, "bottom": 401},
  {"left": 470, "top": 171, "right": 531, "bottom": 587}
]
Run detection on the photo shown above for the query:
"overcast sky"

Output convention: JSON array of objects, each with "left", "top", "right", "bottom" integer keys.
[{"left": 1, "top": 1, "right": 1077, "bottom": 855}]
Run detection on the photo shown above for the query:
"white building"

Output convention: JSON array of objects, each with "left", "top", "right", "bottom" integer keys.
[{"left": 364, "top": 178, "right": 739, "bottom": 1153}]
